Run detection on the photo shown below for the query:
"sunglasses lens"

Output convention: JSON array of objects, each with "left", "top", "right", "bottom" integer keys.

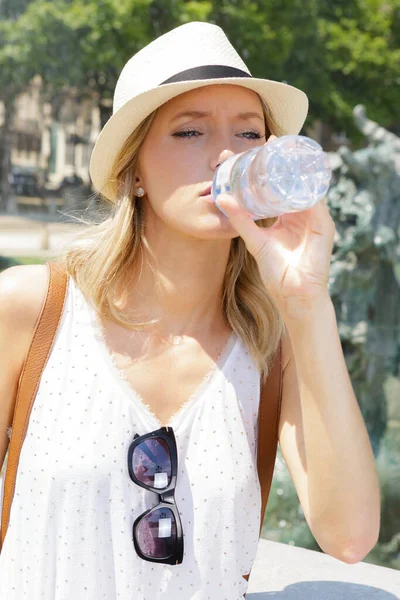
[
  {"left": 136, "top": 506, "right": 178, "bottom": 559},
  {"left": 132, "top": 437, "right": 172, "bottom": 489}
]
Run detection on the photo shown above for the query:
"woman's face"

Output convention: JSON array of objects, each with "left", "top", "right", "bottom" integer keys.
[{"left": 137, "top": 84, "right": 269, "bottom": 240}]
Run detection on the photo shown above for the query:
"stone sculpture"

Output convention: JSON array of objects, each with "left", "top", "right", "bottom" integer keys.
[{"left": 327, "top": 105, "right": 400, "bottom": 455}]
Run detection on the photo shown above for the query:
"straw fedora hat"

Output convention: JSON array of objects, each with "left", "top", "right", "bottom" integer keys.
[{"left": 89, "top": 21, "right": 309, "bottom": 202}]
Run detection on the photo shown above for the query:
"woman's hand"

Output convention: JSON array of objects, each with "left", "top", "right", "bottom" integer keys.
[{"left": 217, "top": 190, "right": 336, "bottom": 318}]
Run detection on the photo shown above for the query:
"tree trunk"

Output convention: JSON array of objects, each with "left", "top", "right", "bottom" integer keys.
[
  {"left": 99, "top": 101, "right": 112, "bottom": 130},
  {"left": 0, "top": 100, "right": 15, "bottom": 211}
]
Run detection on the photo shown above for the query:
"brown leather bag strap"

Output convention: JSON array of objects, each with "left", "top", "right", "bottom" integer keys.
[
  {"left": 242, "top": 340, "right": 283, "bottom": 590},
  {"left": 257, "top": 340, "right": 283, "bottom": 534},
  {"left": 1, "top": 262, "right": 68, "bottom": 550}
]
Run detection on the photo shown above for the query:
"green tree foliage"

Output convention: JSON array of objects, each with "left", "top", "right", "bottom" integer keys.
[
  {"left": 204, "top": 0, "right": 400, "bottom": 137},
  {"left": 0, "top": 19, "right": 34, "bottom": 103},
  {"left": 0, "top": 0, "right": 33, "bottom": 19},
  {"left": 69, "top": 0, "right": 154, "bottom": 112},
  {"left": 316, "top": 0, "right": 400, "bottom": 134},
  {"left": 65, "top": 0, "right": 210, "bottom": 114},
  {"left": 0, "top": 13, "right": 37, "bottom": 206}
]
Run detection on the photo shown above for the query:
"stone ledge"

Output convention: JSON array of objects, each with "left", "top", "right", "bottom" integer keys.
[{"left": 246, "top": 539, "right": 400, "bottom": 599}]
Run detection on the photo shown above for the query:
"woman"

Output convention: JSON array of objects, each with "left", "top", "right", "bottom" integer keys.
[{"left": 0, "top": 21, "right": 380, "bottom": 600}]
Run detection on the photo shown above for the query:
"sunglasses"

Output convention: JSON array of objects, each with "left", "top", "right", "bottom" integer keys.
[{"left": 127, "top": 426, "right": 184, "bottom": 565}]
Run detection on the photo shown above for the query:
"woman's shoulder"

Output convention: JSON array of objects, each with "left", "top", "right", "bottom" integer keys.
[{"left": 0, "top": 264, "right": 49, "bottom": 331}]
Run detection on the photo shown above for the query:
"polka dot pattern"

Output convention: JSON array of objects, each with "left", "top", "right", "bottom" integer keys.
[{"left": 0, "top": 278, "right": 262, "bottom": 599}]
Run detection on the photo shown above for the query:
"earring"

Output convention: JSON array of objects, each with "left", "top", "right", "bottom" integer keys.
[{"left": 135, "top": 187, "right": 145, "bottom": 198}]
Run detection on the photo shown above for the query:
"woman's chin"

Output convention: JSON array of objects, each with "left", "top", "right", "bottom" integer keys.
[{"left": 187, "top": 211, "right": 238, "bottom": 240}]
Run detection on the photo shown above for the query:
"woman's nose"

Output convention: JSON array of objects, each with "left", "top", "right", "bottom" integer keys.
[{"left": 211, "top": 148, "right": 235, "bottom": 172}]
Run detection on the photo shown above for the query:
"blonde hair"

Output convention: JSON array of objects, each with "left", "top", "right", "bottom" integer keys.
[{"left": 64, "top": 95, "right": 284, "bottom": 382}]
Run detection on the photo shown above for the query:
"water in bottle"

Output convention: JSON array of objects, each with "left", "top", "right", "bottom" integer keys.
[{"left": 211, "top": 135, "right": 332, "bottom": 219}]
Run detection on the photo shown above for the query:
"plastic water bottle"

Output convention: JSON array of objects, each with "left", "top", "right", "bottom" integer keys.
[{"left": 212, "top": 135, "right": 332, "bottom": 219}]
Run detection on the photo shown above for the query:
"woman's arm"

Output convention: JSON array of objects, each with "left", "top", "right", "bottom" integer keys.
[
  {"left": 215, "top": 192, "right": 380, "bottom": 562},
  {"left": 0, "top": 265, "right": 48, "bottom": 470},
  {"left": 278, "top": 292, "right": 380, "bottom": 564}
]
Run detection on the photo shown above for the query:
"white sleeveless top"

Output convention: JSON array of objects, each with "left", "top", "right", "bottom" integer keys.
[{"left": 0, "top": 277, "right": 262, "bottom": 599}]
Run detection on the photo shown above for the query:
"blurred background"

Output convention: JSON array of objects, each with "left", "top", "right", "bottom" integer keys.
[{"left": 0, "top": 0, "right": 399, "bottom": 571}]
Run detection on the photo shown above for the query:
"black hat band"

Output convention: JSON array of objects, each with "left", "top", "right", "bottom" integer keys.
[{"left": 160, "top": 65, "right": 252, "bottom": 85}]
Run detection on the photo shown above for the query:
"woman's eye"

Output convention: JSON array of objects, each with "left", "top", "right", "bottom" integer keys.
[
  {"left": 240, "top": 131, "right": 264, "bottom": 140},
  {"left": 172, "top": 129, "right": 202, "bottom": 138}
]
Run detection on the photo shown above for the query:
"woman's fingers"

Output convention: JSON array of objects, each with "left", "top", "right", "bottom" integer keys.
[{"left": 216, "top": 193, "right": 266, "bottom": 257}]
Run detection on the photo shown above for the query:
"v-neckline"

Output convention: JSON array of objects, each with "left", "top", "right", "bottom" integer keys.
[
  {"left": 75, "top": 280, "right": 238, "bottom": 430},
  {"left": 127, "top": 331, "right": 237, "bottom": 429}
]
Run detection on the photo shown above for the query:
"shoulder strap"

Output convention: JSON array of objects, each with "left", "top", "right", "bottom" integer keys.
[
  {"left": 242, "top": 340, "right": 283, "bottom": 587},
  {"left": 257, "top": 340, "right": 283, "bottom": 534},
  {"left": 1, "top": 262, "right": 68, "bottom": 550}
]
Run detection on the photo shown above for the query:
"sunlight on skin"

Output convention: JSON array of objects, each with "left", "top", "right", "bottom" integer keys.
[{"left": 281, "top": 241, "right": 307, "bottom": 269}]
